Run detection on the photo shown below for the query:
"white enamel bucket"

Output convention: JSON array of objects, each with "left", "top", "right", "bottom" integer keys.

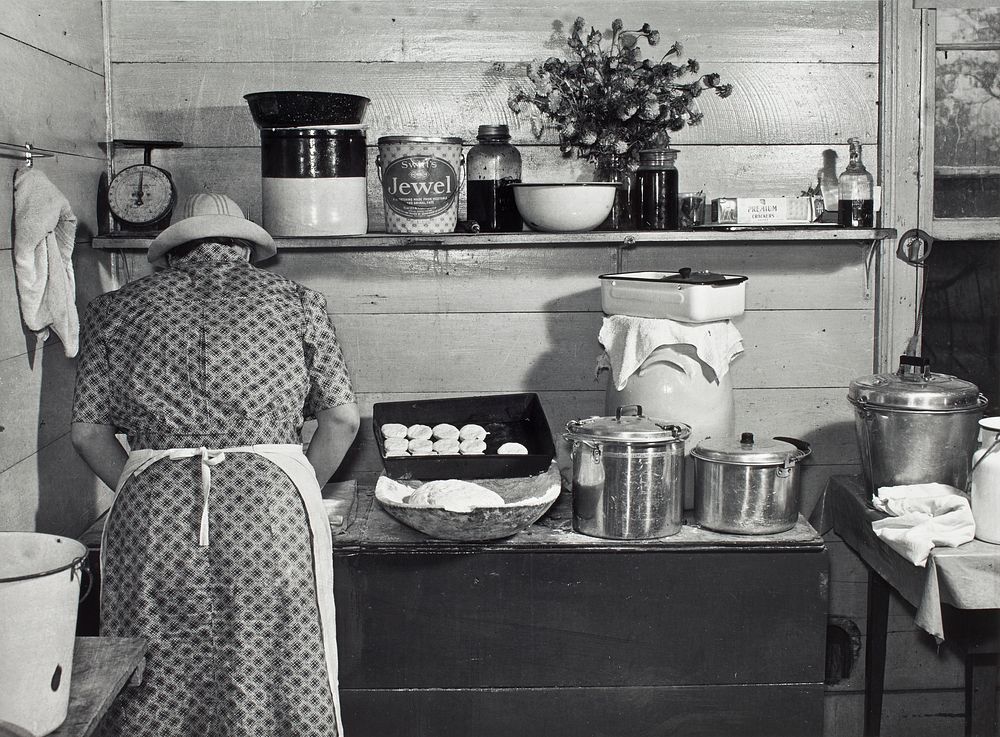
[{"left": 0, "top": 532, "right": 88, "bottom": 736}]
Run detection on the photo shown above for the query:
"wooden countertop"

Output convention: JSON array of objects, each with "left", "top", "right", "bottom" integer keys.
[
  {"left": 49, "top": 637, "right": 147, "bottom": 737},
  {"left": 81, "top": 478, "right": 825, "bottom": 555}
]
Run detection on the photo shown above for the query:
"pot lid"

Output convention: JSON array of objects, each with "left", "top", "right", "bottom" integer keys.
[
  {"left": 565, "top": 406, "right": 691, "bottom": 443},
  {"left": 659, "top": 267, "right": 747, "bottom": 286},
  {"left": 848, "top": 356, "right": 984, "bottom": 411},
  {"left": 597, "top": 269, "right": 748, "bottom": 286},
  {"left": 691, "top": 432, "right": 809, "bottom": 465}
]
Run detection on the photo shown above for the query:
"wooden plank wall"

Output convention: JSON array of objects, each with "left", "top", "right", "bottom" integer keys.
[
  {"left": 0, "top": 1, "right": 116, "bottom": 535},
  {"left": 101, "top": 2, "right": 972, "bottom": 735}
]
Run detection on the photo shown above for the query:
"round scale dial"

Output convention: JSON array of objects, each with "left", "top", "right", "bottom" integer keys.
[{"left": 107, "top": 164, "right": 176, "bottom": 227}]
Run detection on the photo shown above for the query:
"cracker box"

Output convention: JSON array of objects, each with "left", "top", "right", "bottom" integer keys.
[{"left": 711, "top": 197, "right": 816, "bottom": 225}]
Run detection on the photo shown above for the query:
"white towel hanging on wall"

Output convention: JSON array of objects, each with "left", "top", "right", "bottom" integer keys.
[{"left": 12, "top": 166, "right": 80, "bottom": 357}]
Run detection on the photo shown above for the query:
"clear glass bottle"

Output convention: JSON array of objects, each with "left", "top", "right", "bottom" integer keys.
[
  {"left": 838, "top": 138, "right": 874, "bottom": 227},
  {"left": 633, "top": 148, "right": 679, "bottom": 230},
  {"left": 465, "top": 124, "right": 522, "bottom": 232}
]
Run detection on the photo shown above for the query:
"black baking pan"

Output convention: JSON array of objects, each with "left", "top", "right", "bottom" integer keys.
[{"left": 372, "top": 393, "right": 556, "bottom": 480}]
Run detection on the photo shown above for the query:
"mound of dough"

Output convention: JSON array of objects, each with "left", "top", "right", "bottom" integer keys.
[
  {"left": 385, "top": 449, "right": 409, "bottom": 457},
  {"left": 384, "top": 437, "right": 409, "bottom": 453},
  {"left": 381, "top": 423, "right": 408, "bottom": 439},
  {"left": 405, "top": 479, "right": 506, "bottom": 512},
  {"left": 408, "top": 438, "right": 434, "bottom": 454},
  {"left": 432, "top": 438, "right": 460, "bottom": 454},
  {"left": 432, "top": 423, "right": 460, "bottom": 440},
  {"left": 407, "top": 424, "right": 433, "bottom": 440},
  {"left": 459, "top": 438, "right": 487, "bottom": 454},
  {"left": 459, "top": 424, "right": 488, "bottom": 441},
  {"left": 498, "top": 442, "right": 529, "bottom": 455}
]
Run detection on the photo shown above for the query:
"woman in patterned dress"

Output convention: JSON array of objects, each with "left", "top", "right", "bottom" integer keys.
[{"left": 71, "top": 193, "right": 360, "bottom": 737}]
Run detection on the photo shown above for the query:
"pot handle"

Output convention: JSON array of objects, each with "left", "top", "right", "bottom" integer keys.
[
  {"left": 616, "top": 404, "right": 643, "bottom": 420},
  {"left": 774, "top": 436, "right": 812, "bottom": 464}
]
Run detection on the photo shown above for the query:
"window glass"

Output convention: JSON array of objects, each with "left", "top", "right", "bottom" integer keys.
[{"left": 934, "top": 8, "right": 1000, "bottom": 218}]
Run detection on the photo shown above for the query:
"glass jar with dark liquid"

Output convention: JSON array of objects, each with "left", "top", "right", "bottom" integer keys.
[
  {"left": 633, "top": 148, "right": 679, "bottom": 230},
  {"left": 465, "top": 124, "right": 522, "bottom": 232},
  {"left": 838, "top": 137, "right": 874, "bottom": 227}
]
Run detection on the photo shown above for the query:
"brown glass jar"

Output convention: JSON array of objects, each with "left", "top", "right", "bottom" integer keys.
[{"left": 633, "top": 148, "right": 679, "bottom": 230}]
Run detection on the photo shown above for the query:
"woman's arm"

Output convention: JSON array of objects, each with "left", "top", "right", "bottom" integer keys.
[
  {"left": 71, "top": 422, "right": 128, "bottom": 490},
  {"left": 306, "top": 403, "right": 361, "bottom": 487}
]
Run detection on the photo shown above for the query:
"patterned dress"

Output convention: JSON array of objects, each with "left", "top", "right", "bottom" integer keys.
[{"left": 72, "top": 243, "right": 355, "bottom": 737}]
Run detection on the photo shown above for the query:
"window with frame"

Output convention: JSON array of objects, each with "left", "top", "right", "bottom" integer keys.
[{"left": 931, "top": 5, "right": 1000, "bottom": 231}]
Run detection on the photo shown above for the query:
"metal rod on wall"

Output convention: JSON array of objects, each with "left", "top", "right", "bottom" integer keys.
[{"left": 0, "top": 142, "right": 57, "bottom": 168}]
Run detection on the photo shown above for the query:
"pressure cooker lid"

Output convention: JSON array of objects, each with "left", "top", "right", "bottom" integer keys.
[
  {"left": 691, "top": 432, "right": 807, "bottom": 465},
  {"left": 848, "top": 355, "right": 983, "bottom": 411},
  {"left": 565, "top": 406, "right": 691, "bottom": 443}
]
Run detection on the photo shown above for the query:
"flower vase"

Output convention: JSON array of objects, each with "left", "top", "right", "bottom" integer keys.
[{"left": 595, "top": 159, "right": 636, "bottom": 231}]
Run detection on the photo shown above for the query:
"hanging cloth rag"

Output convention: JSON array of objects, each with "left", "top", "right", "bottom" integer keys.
[
  {"left": 871, "top": 482, "right": 976, "bottom": 567},
  {"left": 598, "top": 314, "right": 744, "bottom": 390},
  {"left": 13, "top": 166, "right": 79, "bottom": 357}
]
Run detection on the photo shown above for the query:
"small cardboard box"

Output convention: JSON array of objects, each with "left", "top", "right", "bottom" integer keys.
[{"left": 711, "top": 197, "right": 816, "bottom": 225}]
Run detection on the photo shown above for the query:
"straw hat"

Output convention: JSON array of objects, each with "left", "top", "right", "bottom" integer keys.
[{"left": 147, "top": 193, "right": 276, "bottom": 266}]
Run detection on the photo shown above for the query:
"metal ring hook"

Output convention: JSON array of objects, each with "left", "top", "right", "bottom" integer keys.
[{"left": 896, "top": 228, "right": 934, "bottom": 266}]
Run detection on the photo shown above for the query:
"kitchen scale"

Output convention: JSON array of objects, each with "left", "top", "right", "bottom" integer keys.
[{"left": 99, "top": 139, "right": 183, "bottom": 235}]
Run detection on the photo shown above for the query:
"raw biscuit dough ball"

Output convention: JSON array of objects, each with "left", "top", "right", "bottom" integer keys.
[
  {"left": 381, "top": 423, "right": 408, "bottom": 439},
  {"left": 406, "top": 424, "right": 433, "bottom": 440},
  {"left": 459, "top": 424, "right": 488, "bottom": 442},
  {"left": 408, "top": 438, "right": 434, "bottom": 455},
  {"left": 384, "top": 437, "right": 409, "bottom": 454},
  {"left": 432, "top": 438, "right": 460, "bottom": 454},
  {"left": 459, "top": 438, "right": 487, "bottom": 455},
  {"left": 432, "top": 423, "right": 460, "bottom": 440},
  {"left": 498, "top": 442, "right": 529, "bottom": 455},
  {"left": 385, "top": 449, "right": 409, "bottom": 457}
]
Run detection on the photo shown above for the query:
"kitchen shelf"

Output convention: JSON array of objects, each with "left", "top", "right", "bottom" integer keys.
[{"left": 91, "top": 227, "right": 896, "bottom": 251}]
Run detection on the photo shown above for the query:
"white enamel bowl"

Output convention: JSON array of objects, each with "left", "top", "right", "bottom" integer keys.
[{"left": 511, "top": 182, "right": 619, "bottom": 232}]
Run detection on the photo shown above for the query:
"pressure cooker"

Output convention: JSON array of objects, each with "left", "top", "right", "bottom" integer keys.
[{"left": 564, "top": 405, "right": 690, "bottom": 540}]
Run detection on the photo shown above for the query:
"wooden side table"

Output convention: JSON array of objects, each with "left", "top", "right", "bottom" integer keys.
[
  {"left": 826, "top": 475, "right": 1000, "bottom": 737},
  {"left": 49, "top": 637, "right": 147, "bottom": 737}
]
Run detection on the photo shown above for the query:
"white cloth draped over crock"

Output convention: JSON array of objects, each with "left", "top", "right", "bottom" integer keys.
[
  {"left": 871, "top": 482, "right": 977, "bottom": 567},
  {"left": 13, "top": 166, "right": 79, "bottom": 357},
  {"left": 597, "top": 314, "right": 744, "bottom": 389}
]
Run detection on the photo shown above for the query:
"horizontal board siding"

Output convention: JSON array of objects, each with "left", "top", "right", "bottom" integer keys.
[
  {"left": 268, "top": 244, "right": 870, "bottom": 314},
  {"left": 2, "top": 0, "right": 105, "bottom": 73},
  {"left": 334, "top": 310, "right": 872, "bottom": 394},
  {"left": 120, "top": 144, "right": 880, "bottom": 235},
  {"left": 0, "top": 37, "right": 105, "bottom": 159},
  {"left": 0, "top": 434, "right": 110, "bottom": 536},
  {"left": 0, "top": 344, "right": 78, "bottom": 474},
  {"left": 108, "top": 1, "right": 878, "bottom": 64},
  {"left": 111, "top": 61, "right": 878, "bottom": 146}
]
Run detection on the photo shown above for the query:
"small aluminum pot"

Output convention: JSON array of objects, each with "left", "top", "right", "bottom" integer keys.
[
  {"left": 692, "top": 433, "right": 811, "bottom": 535},
  {"left": 564, "top": 405, "right": 691, "bottom": 540}
]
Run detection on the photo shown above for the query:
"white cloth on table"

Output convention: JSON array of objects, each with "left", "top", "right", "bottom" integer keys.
[
  {"left": 598, "top": 314, "right": 743, "bottom": 390},
  {"left": 871, "top": 482, "right": 976, "bottom": 567},
  {"left": 12, "top": 167, "right": 79, "bottom": 356}
]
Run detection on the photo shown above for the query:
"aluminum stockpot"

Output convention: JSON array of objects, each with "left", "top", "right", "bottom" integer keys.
[
  {"left": 848, "top": 355, "right": 987, "bottom": 491},
  {"left": 565, "top": 405, "right": 691, "bottom": 540},
  {"left": 692, "top": 433, "right": 811, "bottom": 535}
]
